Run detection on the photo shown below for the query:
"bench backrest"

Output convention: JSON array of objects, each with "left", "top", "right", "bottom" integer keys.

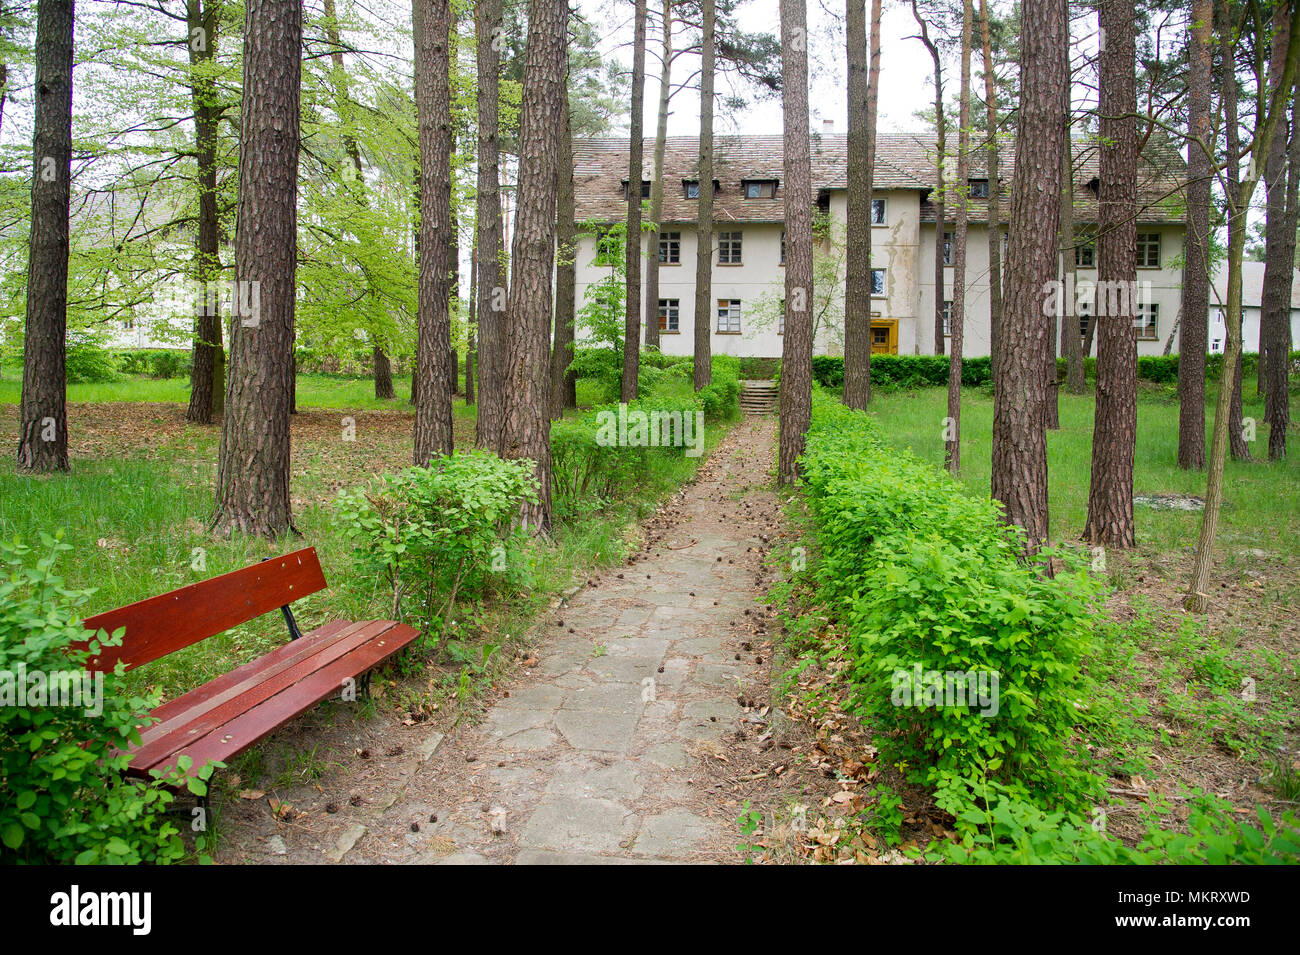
[{"left": 80, "top": 547, "right": 328, "bottom": 673}]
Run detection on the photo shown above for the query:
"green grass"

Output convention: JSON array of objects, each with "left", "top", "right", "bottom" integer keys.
[{"left": 850, "top": 382, "right": 1300, "bottom": 564}]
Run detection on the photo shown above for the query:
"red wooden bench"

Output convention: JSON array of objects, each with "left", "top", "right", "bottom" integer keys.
[{"left": 80, "top": 547, "right": 419, "bottom": 782}]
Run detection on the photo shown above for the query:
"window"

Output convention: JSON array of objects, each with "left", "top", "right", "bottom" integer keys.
[
  {"left": 658, "top": 298, "right": 680, "bottom": 333},
  {"left": 1075, "top": 237, "right": 1096, "bottom": 268},
  {"left": 718, "top": 231, "right": 743, "bottom": 265},
  {"left": 1078, "top": 299, "right": 1093, "bottom": 341},
  {"left": 717, "top": 299, "right": 742, "bottom": 333},
  {"left": 942, "top": 301, "right": 953, "bottom": 337},
  {"left": 871, "top": 198, "right": 886, "bottom": 225},
  {"left": 594, "top": 228, "right": 619, "bottom": 266},
  {"left": 684, "top": 180, "right": 700, "bottom": 199},
  {"left": 943, "top": 232, "right": 953, "bottom": 266},
  {"left": 1135, "top": 302, "right": 1159, "bottom": 340},
  {"left": 658, "top": 231, "right": 681, "bottom": 264},
  {"left": 743, "top": 179, "right": 777, "bottom": 199},
  {"left": 870, "top": 268, "right": 886, "bottom": 296},
  {"left": 969, "top": 178, "right": 990, "bottom": 199},
  {"left": 780, "top": 231, "right": 786, "bottom": 265},
  {"left": 624, "top": 179, "right": 651, "bottom": 200},
  {"left": 778, "top": 298, "right": 785, "bottom": 335},
  {"left": 1137, "top": 232, "right": 1161, "bottom": 268},
  {"left": 872, "top": 326, "right": 889, "bottom": 347}
]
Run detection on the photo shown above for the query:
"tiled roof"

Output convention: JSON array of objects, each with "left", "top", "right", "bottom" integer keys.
[{"left": 573, "top": 132, "right": 1187, "bottom": 226}]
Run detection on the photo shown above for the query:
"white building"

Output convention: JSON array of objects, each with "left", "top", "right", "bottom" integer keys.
[
  {"left": 572, "top": 132, "right": 1189, "bottom": 359},
  {"left": 1209, "top": 260, "right": 1300, "bottom": 354}
]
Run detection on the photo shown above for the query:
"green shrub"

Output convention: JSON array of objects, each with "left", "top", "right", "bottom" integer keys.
[
  {"left": 0, "top": 534, "right": 196, "bottom": 864},
  {"left": 550, "top": 396, "right": 707, "bottom": 519},
  {"left": 696, "top": 354, "right": 741, "bottom": 418},
  {"left": 799, "top": 397, "right": 1102, "bottom": 816},
  {"left": 116, "top": 349, "right": 191, "bottom": 379},
  {"left": 65, "top": 337, "right": 121, "bottom": 384},
  {"left": 334, "top": 452, "right": 539, "bottom": 640}
]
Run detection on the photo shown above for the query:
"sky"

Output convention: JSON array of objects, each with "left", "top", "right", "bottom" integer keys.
[{"left": 574, "top": 0, "right": 953, "bottom": 140}]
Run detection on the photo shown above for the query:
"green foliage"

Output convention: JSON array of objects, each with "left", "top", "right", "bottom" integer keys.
[
  {"left": 551, "top": 395, "right": 707, "bottom": 519},
  {"left": 696, "top": 354, "right": 741, "bottom": 418},
  {"left": 65, "top": 337, "right": 122, "bottom": 384},
  {"left": 799, "top": 397, "right": 1103, "bottom": 816},
  {"left": 811, "top": 355, "right": 993, "bottom": 390},
  {"left": 333, "top": 452, "right": 540, "bottom": 640},
  {"left": 926, "top": 784, "right": 1300, "bottom": 864},
  {"left": 0, "top": 534, "right": 195, "bottom": 865},
  {"left": 114, "top": 349, "right": 191, "bottom": 379}
]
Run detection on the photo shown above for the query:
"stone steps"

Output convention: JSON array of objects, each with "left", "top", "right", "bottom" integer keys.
[{"left": 739, "top": 379, "right": 778, "bottom": 415}]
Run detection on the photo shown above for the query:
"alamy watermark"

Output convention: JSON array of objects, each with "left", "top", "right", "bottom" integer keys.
[
  {"left": 0, "top": 664, "right": 104, "bottom": 717},
  {"left": 595, "top": 403, "right": 705, "bottom": 458},
  {"left": 890, "top": 664, "right": 1000, "bottom": 717}
]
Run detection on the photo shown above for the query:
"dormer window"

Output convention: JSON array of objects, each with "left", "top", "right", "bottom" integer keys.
[
  {"left": 683, "top": 179, "right": 720, "bottom": 199},
  {"left": 743, "top": 179, "right": 778, "bottom": 199},
  {"left": 622, "top": 179, "right": 651, "bottom": 200},
  {"left": 968, "top": 178, "right": 990, "bottom": 199}
]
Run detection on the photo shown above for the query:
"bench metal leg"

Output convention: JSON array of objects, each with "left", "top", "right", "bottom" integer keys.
[{"left": 359, "top": 671, "right": 372, "bottom": 701}]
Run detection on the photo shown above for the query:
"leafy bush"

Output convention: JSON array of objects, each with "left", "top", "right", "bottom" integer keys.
[
  {"left": 115, "top": 349, "right": 191, "bottom": 379},
  {"left": 0, "top": 534, "right": 194, "bottom": 864},
  {"left": 334, "top": 452, "right": 539, "bottom": 640},
  {"left": 65, "top": 337, "right": 121, "bottom": 384},
  {"left": 696, "top": 354, "right": 741, "bottom": 418},
  {"left": 550, "top": 395, "right": 707, "bottom": 518},
  {"left": 811, "top": 355, "right": 993, "bottom": 390},
  {"left": 799, "top": 397, "right": 1103, "bottom": 816},
  {"left": 925, "top": 784, "right": 1300, "bottom": 864}
]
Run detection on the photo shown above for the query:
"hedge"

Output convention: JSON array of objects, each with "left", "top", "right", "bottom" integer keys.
[{"left": 798, "top": 396, "right": 1102, "bottom": 817}]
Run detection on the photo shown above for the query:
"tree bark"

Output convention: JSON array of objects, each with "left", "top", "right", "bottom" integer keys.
[
  {"left": 17, "top": 0, "right": 74, "bottom": 473},
  {"left": 1061, "top": 108, "right": 1086, "bottom": 393},
  {"left": 466, "top": 246, "right": 476, "bottom": 404},
  {"left": 1178, "top": 0, "right": 1212, "bottom": 468},
  {"left": 373, "top": 345, "right": 394, "bottom": 400},
  {"left": 1044, "top": 23, "right": 1063, "bottom": 431},
  {"left": 980, "top": 0, "right": 1004, "bottom": 380},
  {"left": 211, "top": 0, "right": 300, "bottom": 536},
  {"left": 1221, "top": 5, "right": 1250, "bottom": 463},
  {"left": 622, "top": 0, "right": 648, "bottom": 401},
  {"left": 842, "top": 0, "right": 875, "bottom": 408},
  {"left": 778, "top": 0, "right": 814, "bottom": 485},
  {"left": 693, "top": 0, "right": 715, "bottom": 392},
  {"left": 947, "top": 0, "right": 971, "bottom": 472},
  {"left": 551, "top": 83, "right": 578, "bottom": 419},
  {"left": 1263, "top": 9, "right": 1297, "bottom": 460},
  {"left": 501, "top": 0, "right": 567, "bottom": 531},
  {"left": 991, "top": 0, "right": 1064, "bottom": 556},
  {"left": 644, "top": 0, "right": 673, "bottom": 353},
  {"left": 475, "top": 0, "right": 506, "bottom": 450},
  {"left": 411, "top": 0, "right": 455, "bottom": 464},
  {"left": 185, "top": 0, "right": 225, "bottom": 426}
]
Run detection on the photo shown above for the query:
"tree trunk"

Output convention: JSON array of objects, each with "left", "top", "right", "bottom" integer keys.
[
  {"left": 980, "top": 0, "right": 1003, "bottom": 380},
  {"left": 622, "top": 0, "right": 648, "bottom": 402},
  {"left": 411, "top": 0, "right": 455, "bottom": 464},
  {"left": 1083, "top": 0, "right": 1138, "bottom": 549},
  {"left": 475, "top": 0, "right": 506, "bottom": 450},
  {"left": 17, "top": 0, "right": 74, "bottom": 473},
  {"left": 551, "top": 85, "right": 578, "bottom": 420},
  {"left": 914, "top": 1, "right": 946, "bottom": 357},
  {"left": 1177, "top": 0, "right": 1212, "bottom": 468},
  {"left": 501, "top": 0, "right": 567, "bottom": 531},
  {"left": 1061, "top": 110, "right": 1086, "bottom": 394},
  {"left": 211, "top": 0, "right": 300, "bottom": 536},
  {"left": 373, "top": 345, "right": 395, "bottom": 399},
  {"left": 693, "top": 0, "right": 715, "bottom": 392},
  {"left": 1044, "top": 27, "right": 1063, "bottom": 432},
  {"left": 778, "top": 0, "right": 814, "bottom": 486},
  {"left": 1263, "top": 13, "right": 1297, "bottom": 460},
  {"left": 185, "top": 0, "right": 225, "bottom": 426},
  {"left": 466, "top": 246, "right": 476, "bottom": 405},
  {"left": 644, "top": 0, "right": 673, "bottom": 353},
  {"left": 1270, "top": 87, "right": 1299, "bottom": 460},
  {"left": 843, "top": 0, "right": 873, "bottom": 408},
  {"left": 1221, "top": 5, "right": 1250, "bottom": 464},
  {"left": 1186, "top": 0, "right": 1300, "bottom": 611},
  {"left": 991, "top": 0, "right": 1064, "bottom": 556},
  {"left": 947, "top": 0, "right": 971, "bottom": 472}
]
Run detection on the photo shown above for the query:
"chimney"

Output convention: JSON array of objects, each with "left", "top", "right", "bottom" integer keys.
[{"left": 823, "top": 119, "right": 835, "bottom": 135}]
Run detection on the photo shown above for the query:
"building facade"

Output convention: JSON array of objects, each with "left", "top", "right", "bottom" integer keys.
[{"left": 572, "top": 132, "right": 1189, "bottom": 359}]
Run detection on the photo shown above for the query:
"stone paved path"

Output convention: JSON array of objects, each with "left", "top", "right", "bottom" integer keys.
[{"left": 344, "top": 417, "right": 780, "bottom": 864}]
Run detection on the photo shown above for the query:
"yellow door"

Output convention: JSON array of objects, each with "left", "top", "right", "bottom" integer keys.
[{"left": 870, "top": 319, "right": 898, "bottom": 355}]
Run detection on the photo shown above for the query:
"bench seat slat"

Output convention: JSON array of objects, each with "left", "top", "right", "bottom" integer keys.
[
  {"left": 125, "top": 620, "right": 420, "bottom": 778},
  {"left": 133, "top": 620, "right": 381, "bottom": 756}
]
